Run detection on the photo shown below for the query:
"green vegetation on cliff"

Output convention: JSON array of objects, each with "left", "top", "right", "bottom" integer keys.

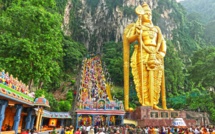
[
  {"left": 0, "top": 0, "right": 63, "bottom": 90},
  {"left": 0, "top": 0, "right": 86, "bottom": 111},
  {"left": 181, "top": 0, "right": 215, "bottom": 23}
]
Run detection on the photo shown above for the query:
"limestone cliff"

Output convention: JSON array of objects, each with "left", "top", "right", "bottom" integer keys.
[
  {"left": 63, "top": 0, "right": 72, "bottom": 36},
  {"left": 63, "top": 0, "right": 179, "bottom": 52}
]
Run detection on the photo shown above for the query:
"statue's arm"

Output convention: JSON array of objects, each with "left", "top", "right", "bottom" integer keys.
[
  {"left": 156, "top": 26, "right": 167, "bottom": 58},
  {"left": 126, "top": 34, "right": 138, "bottom": 43},
  {"left": 158, "top": 40, "right": 166, "bottom": 57},
  {"left": 124, "top": 24, "right": 139, "bottom": 44}
]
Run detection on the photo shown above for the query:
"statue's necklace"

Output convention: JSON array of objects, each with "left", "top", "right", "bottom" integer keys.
[{"left": 143, "top": 24, "right": 155, "bottom": 39}]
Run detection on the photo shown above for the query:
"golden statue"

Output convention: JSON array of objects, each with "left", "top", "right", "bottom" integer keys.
[{"left": 123, "top": 3, "right": 170, "bottom": 111}]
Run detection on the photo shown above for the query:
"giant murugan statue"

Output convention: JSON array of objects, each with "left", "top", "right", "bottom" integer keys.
[{"left": 123, "top": 3, "right": 169, "bottom": 111}]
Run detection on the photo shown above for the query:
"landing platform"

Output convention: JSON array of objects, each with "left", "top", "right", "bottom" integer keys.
[
  {"left": 125, "top": 106, "right": 196, "bottom": 127},
  {"left": 76, "top": 109, "right": 125, "bottom": 115}
]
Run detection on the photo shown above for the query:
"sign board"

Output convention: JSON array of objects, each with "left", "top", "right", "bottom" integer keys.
[{"left": 172, "top": 118, "right": 186, "bottom": 127}]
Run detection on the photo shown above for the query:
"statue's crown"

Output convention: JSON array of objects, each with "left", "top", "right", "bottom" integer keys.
[
  {"left": 142, "top": 2, "right": 151, "bottom": 13},
  {"left": 135, "top": 2, "right": 151, "bottom": 15}
]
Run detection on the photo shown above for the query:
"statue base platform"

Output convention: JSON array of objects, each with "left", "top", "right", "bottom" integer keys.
[{"left": 124, "top": 106, "right": 201, "bottom": 127}]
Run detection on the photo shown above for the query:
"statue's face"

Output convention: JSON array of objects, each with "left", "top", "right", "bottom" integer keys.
[{"left": 142, "top": 11, "right": 152, "bottom": 23}]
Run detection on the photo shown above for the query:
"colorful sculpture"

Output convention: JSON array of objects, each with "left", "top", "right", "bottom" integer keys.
[
  {"left": 0, "top": 70, "right": 30, "bottom": 96},
  {"left": 123, "top": 3, "right": 169, "bottom": 111}
]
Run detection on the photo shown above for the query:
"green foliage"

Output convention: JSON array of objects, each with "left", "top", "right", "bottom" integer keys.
[
  {"left": 164, "top": 40, "right": 185, "bottom": 96},
  {"left": 102, "top": 42, "right": 123, "bottom": 86},
  {"left": 0, "top": 0, "right": 63, "bottom": 89},
  {"left": 66, "top": 91, "right": 73, "bottom": 102},
  {"left": 59, "top": 90, "right": 73, "bottom": 111},
  {"left": 167, "top": 94, "right": 187, "bottom": 110},
  {"left": 152, "top": 9, "right": 160, "bottom": 25},
  {"left": 71, "top": 79, "right": 76, "bottom": 86},
  {"left": 171, "top": 17, "right": 206, "bottom": 61},
  {"left": 0, "top": 0, "right": 12, "bottom": 11},
  {"left": 122, "top": 6, "right": 136, "bottom": 17},
  {"left": 35, "top": 89, "right": 73, "bottom": 112},
  {"left": 106, "top": 0, "right": 123, "bottom": 10},
  {"left": 189, "top": 47, "right": 215, "bottom": 88},
  {"left": 129, "top": 84, "right": 140, "bottom": 109},
  {"left": 105, "top": 0, "right": 123, "bottom": 17},
  {"left": 22, "top": 0, "right": 57, "bottom": 9},
  {"left": 167, "top": 87, "right": 215, "bottom": 123},
  {"left": 63, "top": 36, "right": 86, "bottom": 73},
  {"left": 69, "top": 0, "right": 85, "bottom": 41},
  {"left": 155, "top": 0, "right": 207, "bottom": 60},
  {"left": 111, "top": 85, "right": 139, "bottom": 109},
  {"left": 111, "top": 86, "right": 124, "bottom": 101},
  {"left": 181, "top": 0, "right": 215, "bottom": 23},
  {"left": 86, "top": 0, "right": 100, "bottom": 14},
  {"left": 35, "top": 89, "right": 60, "bottom": 111},
  {"left": 55, "top": 0, "right": 68, "bottom": 15},
  {"left": 59, "top": 100, "right": 72, "bottom": 111},
  {"left": 204, "top": 21, "right": 215, "bottom": 46},
  {"left": 157, "top": 0, "right": 186, "bottom": 25}
]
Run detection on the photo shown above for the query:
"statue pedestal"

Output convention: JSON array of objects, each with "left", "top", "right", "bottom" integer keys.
[{"left": 125, "top": 106, "right": 196, "bottom": 127}]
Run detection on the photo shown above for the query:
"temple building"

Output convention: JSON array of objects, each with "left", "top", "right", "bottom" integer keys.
[
  {"left": 0, "top": 70, "right": 71, "bottom": 134},
  {"left": 75, "top": 55, "right": 125, "bottom": 128}
]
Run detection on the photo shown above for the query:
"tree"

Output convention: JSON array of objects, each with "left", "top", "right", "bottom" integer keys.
[
  {"left": 164, "top": 40, "right": 185, "bottom": 96},
  {"left": 0, "top": 0, "right": 63, "bottom": 90},
  {"left": 102, "top": 41, "right": 124, "bottom": 86},
  {"left": 59, "top": 100, "right": 72, "bottom": 112},
  {"left": 204, "top": 21, "right": 215, "bottom": 46},
  {"left": 189, "top": 47, "right": 215, "bottom": 88},
  {"left": 35, "top": 89, "right": 73, "bottom": 112},
  {"left": 35, "top": 89, "right": 60, "bottom": 112},
  {"left": 181, "top": 0, "right": 215, "bottom": 23},
  {"left": 187, "top": 13, "right": 205, "bottom": 44},
  {"left": 0, "top": 0, "right": 13, "bottom": 11},
  {"left": 63, "top": 36, "right": 86, "bottom": 73}
]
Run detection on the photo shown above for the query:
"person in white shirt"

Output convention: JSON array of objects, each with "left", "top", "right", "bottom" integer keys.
[
  {"left": 86, "top": 125, "right": 91, "bottom": 133},
  {"left": 144, "top": 127, "right": 149, "bottom": 134},
  {"left": 96, "top": 128, "right": 105, "bottom": 134},
  {"left": 193, "top": 128, "right": 200, "bottom": 134},
  {"left": 89, "top": 127, "right": 94, "bottom": 134}
]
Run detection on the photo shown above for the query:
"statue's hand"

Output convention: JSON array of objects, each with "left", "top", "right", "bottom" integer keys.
[
  {"left": 156, "top": 52, "right": 165, "bottom": 59},
  {"left": 135, "top": 25, "right": 142, "bottom": 35}
]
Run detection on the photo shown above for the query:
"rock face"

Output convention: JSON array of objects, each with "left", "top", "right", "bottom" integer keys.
[
  {"left": 63, "top": 0, "right": 72, "bottom": 36},
  {"left": 63, "top": 0, "right": 179, "bottom": 52}
]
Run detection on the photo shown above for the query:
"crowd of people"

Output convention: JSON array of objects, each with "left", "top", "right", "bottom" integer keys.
[
  {"left": 17, "top": 123, "right": 215, "bottom": 134},
  {"left": 57, "top": 125, "right": 215, "bottom": 134},
  {"left": 80, "top": 56, "right": 107, "bottom": 103},
  {"left": 20, "top": 128, "right": 40, "bottom": 134},
  {"left": 77, "top": 56, "right": 124, "bottom": 111}
]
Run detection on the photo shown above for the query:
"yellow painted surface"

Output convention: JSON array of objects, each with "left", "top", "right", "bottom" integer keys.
[{"left": 123, "top": 119, "right": 137, "bottom": 126}]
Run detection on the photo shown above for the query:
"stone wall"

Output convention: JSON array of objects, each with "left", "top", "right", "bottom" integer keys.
[{"left": 124, "top": 106, "right": 199, "bottom": 127}]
